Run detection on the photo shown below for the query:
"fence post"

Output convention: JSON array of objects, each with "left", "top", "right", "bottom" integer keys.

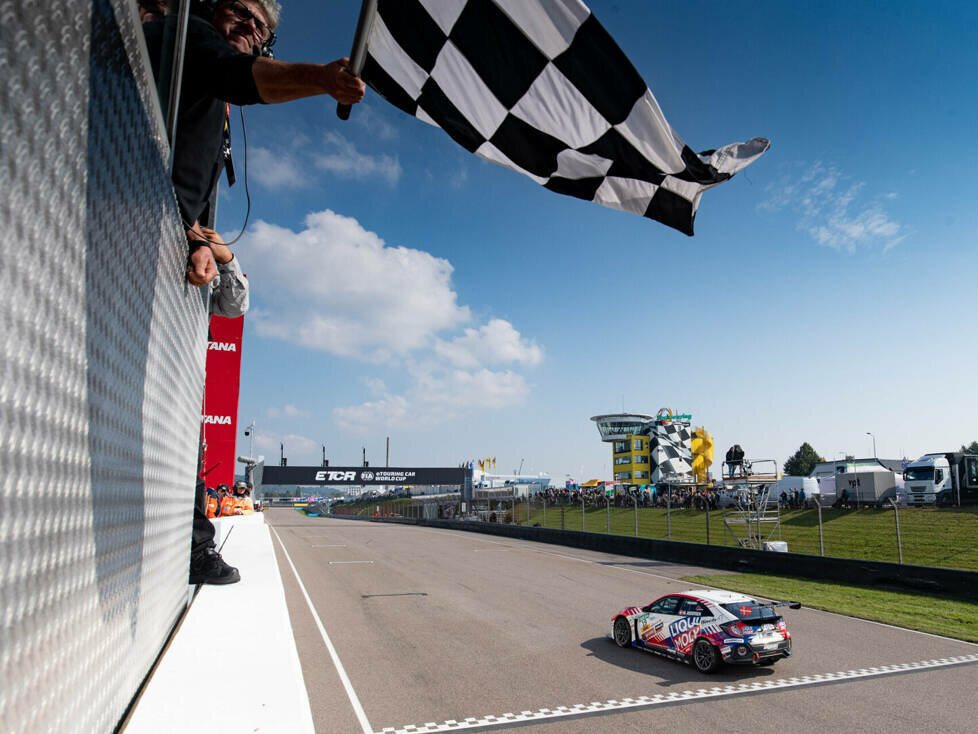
[
  {"left": 816, "top": 497, "right": 824, "bottom": 556},
  {"left": 889, "top": 498, "right": 903, "bottom": 564},
  {"left": 667, "top": 488, "right": 671, "bottom": 540}
]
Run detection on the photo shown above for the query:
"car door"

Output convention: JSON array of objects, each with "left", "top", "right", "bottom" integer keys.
[
  {"left": 637, "top": 595, "right": 682, "bottom": 648},
  {"left": 670, "top": 597, "right": 710, "bottom": 654}
]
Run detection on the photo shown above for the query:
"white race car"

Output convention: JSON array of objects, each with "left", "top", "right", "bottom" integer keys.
[{"left": 611, "top": 589, "right": 800, "bottom": 673}]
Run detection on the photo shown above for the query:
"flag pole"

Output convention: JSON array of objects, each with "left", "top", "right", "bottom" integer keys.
[{"left": 336, "top": 0, "right": 379, "bottom": 120}]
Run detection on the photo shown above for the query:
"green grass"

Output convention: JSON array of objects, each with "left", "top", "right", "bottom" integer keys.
[
  {"left": 680, "top": 572, "right": 978, "bottom": 643},
  {"left": 514, "top": 503, "right": 978, "bottom": 571}
]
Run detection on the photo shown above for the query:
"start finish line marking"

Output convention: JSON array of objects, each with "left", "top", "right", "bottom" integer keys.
[{"left": 375, "top": 654, "right": 978, "bottom": 734}]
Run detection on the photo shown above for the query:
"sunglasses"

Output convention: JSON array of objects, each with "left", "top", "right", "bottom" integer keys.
[{"left": 226, "top": 0, "right": 276, "bottom": 49}]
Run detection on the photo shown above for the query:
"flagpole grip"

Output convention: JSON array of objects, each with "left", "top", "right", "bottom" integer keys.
[{"left": 336, "top": 0, "right": 379, "bottom": 120}]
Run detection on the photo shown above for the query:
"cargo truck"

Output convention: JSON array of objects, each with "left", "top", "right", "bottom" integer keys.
[
  {"left": 834, "top": 470, "right": 899, "bottom": 506},
  {"left": 903, "top": 453, "right": 978, "bottom": 506}
]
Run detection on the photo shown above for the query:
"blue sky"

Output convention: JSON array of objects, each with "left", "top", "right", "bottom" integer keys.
[{"left": 221, "top": 0, "right": 978, "bottom": 481}]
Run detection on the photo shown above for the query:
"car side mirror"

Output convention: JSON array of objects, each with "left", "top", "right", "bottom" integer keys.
[{"left": 641, "top": 604, "right": 652, "bottom": 613}]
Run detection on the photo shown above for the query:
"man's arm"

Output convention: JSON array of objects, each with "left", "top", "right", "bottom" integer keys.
[
  {"left": 200, "top": 226, "right": 250, "bottom": 318},
  {"left": 251, "top": 56, "right": 365, "bottom": 104}
]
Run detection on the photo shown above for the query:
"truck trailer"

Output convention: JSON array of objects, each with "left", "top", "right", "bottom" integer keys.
[
  {"left": 904, "top": 453, "right": 978, "bottom": 506},
  {"left": 834, "top": 470, "right": 900, "bottom": 506}
]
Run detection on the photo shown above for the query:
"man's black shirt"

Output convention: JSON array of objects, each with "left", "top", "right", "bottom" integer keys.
[{"left": 143, "top": 16, "right": 264, "bottom": 225}]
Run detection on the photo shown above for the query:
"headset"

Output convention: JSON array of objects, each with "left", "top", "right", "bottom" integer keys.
[{"left": 191, "top": 0, "right": 277, "bottom": 57}]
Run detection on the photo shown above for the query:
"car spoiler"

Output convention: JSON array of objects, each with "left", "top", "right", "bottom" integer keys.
[{"left": 762, "top": 600, "right": 802, "bottom": 610}]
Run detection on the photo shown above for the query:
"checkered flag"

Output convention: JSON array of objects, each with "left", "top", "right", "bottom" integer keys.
[{"left": 355, "top": 0, "right": 769, "bottom": 235}]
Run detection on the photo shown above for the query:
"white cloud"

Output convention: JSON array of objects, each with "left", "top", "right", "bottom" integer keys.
[
  {"left": 314, "top": 132, "right": 402, "bottom": 185},
  {"left": 334, "top": 394, "right": 409, "bottom": 434},
  {"left": 759, "top": 161, "right": 906, "bottom": 252},
  {"left": 352, "top": 103, "right": 399, "bottom": 141},
  {"left": 253, "top": 431, "right": 318, "bottom": 457},
  {"left": 250, "top": 146, "right": 309, "bottom": 189},
  {"left": 267, "top": 404, "right": 309, "bottom": 418},
  {"left": 435, "top": 318, "right": 543, "bottom": 369},
  {"left": 414, "top": 368, "right": 530, "bottom": 410},
  {"left": 361, "top": 377, "right": 387, "bottom": 395},
  {"left": 238, "top": 209, "right": 544, "bottom": 436},
  {"left": 235, "top": 210, "right": 471, "bottom": 361},
  {"left": 334, "top": 366, "right": 530, "bottom": 435}
]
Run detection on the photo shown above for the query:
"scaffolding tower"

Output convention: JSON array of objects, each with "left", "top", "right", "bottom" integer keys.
[{"left": 721, "top": 459, "right": 783, "bottom": 549}]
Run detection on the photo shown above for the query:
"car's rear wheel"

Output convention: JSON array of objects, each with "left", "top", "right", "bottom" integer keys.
[
  {"left": 692, "top": 639, "right": 721, "bottom": 673},
  {"left": 613, "top": 617, "right": 632, "bottom": 647}
]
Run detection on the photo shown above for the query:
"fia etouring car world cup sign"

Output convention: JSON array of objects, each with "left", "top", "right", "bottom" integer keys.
[{"left": 261, "top": 466, "right": 469, "bottom": 486}]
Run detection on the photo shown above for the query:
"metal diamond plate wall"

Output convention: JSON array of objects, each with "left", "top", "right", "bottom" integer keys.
[{"left": 0, "top": 1, "right": 208, "bottom": 731}]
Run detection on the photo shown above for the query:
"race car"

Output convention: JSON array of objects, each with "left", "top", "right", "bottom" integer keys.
[{"left": 610, "top": 589, "right": 801, "bottom": 673}]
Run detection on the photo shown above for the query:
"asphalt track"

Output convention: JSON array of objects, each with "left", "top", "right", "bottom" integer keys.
[{"left": 266, "top": 510, "right": 978, "bottom": 734}]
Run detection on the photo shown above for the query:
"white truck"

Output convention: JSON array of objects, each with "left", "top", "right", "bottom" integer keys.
[
  {"left": 776, "top": 476, "right": 821, "bottom": 506},
  {"left": 903, "top": 453, "right": 978, "bottom": 506}
]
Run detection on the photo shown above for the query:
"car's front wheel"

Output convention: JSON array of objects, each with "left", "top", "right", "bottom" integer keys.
[
  {"left": 692, "top": 639, "right": 722, "bottom": 673},
  {"left": 613, "top": 616, "right": 632, "bottom": 647}
]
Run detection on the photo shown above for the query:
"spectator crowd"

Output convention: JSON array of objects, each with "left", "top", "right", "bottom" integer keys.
[{"left": 533, "top": 485, "right": 723, "bottom": 511}]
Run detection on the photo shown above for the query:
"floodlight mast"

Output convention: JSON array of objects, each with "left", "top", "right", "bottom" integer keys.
[{"left": 866, "top": 432, "right": 877, "bottom": 459}]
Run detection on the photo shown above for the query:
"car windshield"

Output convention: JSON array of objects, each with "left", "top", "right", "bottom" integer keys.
[
  {"left": 905, "top": 467, "right": 934, "bottom": 481},
  {"left": 722, "top": 602, "right": 778, "bottom": 621}
]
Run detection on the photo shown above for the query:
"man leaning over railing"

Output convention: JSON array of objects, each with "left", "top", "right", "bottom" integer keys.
[{"left": 141, "top": 0, "right": 364, "bottom": 285}]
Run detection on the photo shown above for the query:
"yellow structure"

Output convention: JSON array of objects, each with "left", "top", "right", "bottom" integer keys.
[{"left": 691, "top": 426, "right": 714, "bottom": 482}]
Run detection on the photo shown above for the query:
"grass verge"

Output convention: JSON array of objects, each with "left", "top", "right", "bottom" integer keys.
[
  {"left": 681, "top": 572, "right": 978, "bottom": 643},
  {"left": 517, "top": 504, "right": 978, "bottom": 571}
]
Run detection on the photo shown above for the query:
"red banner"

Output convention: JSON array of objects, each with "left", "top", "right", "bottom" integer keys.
[{"left": 201, "top": 315, "right": 244, "bottom": 488}]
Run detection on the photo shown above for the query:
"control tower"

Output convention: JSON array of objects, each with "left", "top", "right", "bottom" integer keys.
[{"left": 590, "top": 413, "right": 654, "bottom": 443}]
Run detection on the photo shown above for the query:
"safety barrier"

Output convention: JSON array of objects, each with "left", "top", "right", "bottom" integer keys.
[
  {"left": 1, "top": 2, "right": 207, "bottom": 732},
  {"left": 330, "top": 515, "right": 978, "bottom": 603}
]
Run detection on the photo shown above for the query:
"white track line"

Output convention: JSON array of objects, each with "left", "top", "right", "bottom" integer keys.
[
  {"left": 270, "top": 525, "right": 373, "bottom": 734},
  {"left": 377, "top": 654, "right": 978, "bottom": 734}
]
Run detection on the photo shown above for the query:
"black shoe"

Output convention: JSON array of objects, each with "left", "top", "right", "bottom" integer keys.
[{"left": 189, "top": 548, "right": 241, "bottom": 585}]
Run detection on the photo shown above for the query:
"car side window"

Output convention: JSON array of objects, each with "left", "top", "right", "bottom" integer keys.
[
  {"left": 648, "top": 596, "right": 681, "bottom": 615},
  {"left": 679, "top": 598, "right": 709, "bottom": 617}
]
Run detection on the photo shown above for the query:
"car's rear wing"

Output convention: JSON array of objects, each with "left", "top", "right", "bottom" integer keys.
[{"left": 762, "top": 601, "right": 802, "bottom": 610}]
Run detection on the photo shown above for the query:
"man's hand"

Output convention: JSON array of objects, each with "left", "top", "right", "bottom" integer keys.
[
  {"left": 198, "top": 226, "right": 233, "bottom": 265},
  {"left": 187, "top": 243, "right": 218, "bottom": 286},
  {"left": 324, "top": 57, "right": 366, "bottom": 105}
]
